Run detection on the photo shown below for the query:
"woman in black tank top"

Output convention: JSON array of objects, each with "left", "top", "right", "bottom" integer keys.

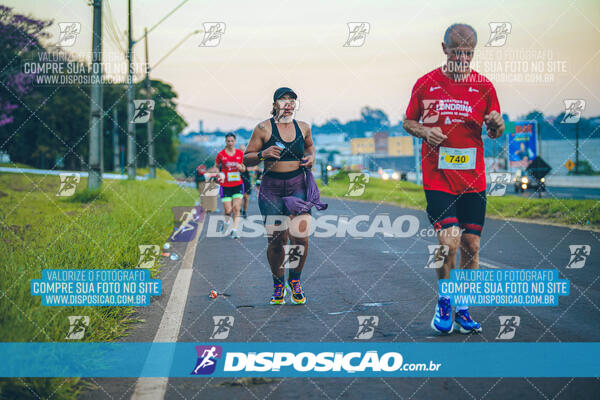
[
  {"left": 261, "top": 117, "right": 305, "bottom": 164},
  {"left": 242, "top": 87, "right": 327, "bottom": 306}
]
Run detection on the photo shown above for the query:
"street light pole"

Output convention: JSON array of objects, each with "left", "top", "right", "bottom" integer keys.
[
  {"left": 112, "top": 108, "right": 119, "bottom": 172},
  {"left": 126, "top": 0, "right": 136, "bottom": 180},
  {"left": 122, "top": 0, "right": 193, "bottom": 179},
  {"left": 151, "top": 30, "right": 201, "bottom": 70},
  {"left": 575, "top": 121, "right": 580, "bottom": 174},
  {"left": 144, "top": 27, "right": 156, "bottom": 179},
  {"left": 88, "top": 0, "right": 103, "bottom": 190}
]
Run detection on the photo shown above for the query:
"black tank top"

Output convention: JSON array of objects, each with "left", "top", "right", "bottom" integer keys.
[{"left": 261, "top": 118, "right": 305, "bottom": 161}]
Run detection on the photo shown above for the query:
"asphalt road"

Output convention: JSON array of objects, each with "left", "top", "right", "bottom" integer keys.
[{"left": 81, "top": 195, "right": 600, "bottom": 400}]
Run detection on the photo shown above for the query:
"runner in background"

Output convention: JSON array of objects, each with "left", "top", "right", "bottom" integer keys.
[
  {"left": 403, "top": 23, "right": 504, "bottom": 334},
  {"left": 255, "top": 168, "right": 263, "bottom": 198},
  {"left": 215, "top": 133, "right": 247, "bottom": 239},
  {"left": 238, "top": 144, "right": 256, "bottom": 219},
  {"left": 194, "top": 164, "right": 206, "bottom": 205}
]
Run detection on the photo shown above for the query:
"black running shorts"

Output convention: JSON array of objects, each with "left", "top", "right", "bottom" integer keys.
[{"left": 424, "top": 190, "right": 486, "bottom": 236}]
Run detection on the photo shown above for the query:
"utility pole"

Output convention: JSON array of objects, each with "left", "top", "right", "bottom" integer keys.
[
  {"left": 88, "top": 0, "right": 103, "bottom": 190},
  {"left": 144, "top": 27, "right": 156, "bottom": 179},
  {"left": 126, "top": 0, "right": 136, "bottom": 179},
  {"left": 413, "top": 136, "right": 422, "bottom": 185},
  {"left": 575, "top": 121, "right": 580, "bottom": 174},
  {"left": 112, "top": 108, "right": 119, "bottom": 172}
]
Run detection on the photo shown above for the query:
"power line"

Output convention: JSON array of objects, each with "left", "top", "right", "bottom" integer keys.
[
  {"left": 152, "top": 30, "right": 201, "bottom": 70},
  {"left": 104, "top": 0, "right": 126, "bottom": 54},
  {"left": 178, "top": 103, "right": 263, "bottom": 121},
  {"left": 135, "top": 0, "right": 190, "bottom": 43}
]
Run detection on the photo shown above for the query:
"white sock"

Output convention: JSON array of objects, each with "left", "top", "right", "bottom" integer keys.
[{"left": 456, "top": 305, "right": 469, "bottom": 312}]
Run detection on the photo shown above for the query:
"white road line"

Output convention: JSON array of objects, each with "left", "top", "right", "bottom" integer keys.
[{"left": 130, "top": 218, "right": 203, "bottom": 400}]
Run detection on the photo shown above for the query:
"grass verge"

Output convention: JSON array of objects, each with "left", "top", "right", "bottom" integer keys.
[
  {"left": 318, "top": 171, "right": 600, "bottom": 229},
  {"left": 0, "top": 170, "right": 197, "bottom": 399}
]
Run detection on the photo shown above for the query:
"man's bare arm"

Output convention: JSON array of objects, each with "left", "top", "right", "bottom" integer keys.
[
  {"left": 403, "top": 119, "right": 447, "bottom": 146},
  {"left": 403, "top": 119, "right": 429, "bottom": 139}
]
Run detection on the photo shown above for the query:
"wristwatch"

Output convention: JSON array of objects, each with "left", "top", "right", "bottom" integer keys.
[{"left": 258, "top": 151, "right": 265, "bottom": 161}]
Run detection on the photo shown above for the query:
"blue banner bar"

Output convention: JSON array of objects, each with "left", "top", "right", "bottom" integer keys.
[{"left": 1, "top": 343, "right": 598, "bottom": 378}]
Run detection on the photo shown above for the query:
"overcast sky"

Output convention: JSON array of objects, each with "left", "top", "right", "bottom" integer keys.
[{"left": 6, "top": 0, "right": 600, "bottom": 132}]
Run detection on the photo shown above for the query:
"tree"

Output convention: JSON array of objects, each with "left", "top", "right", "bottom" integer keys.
[
  {"left": 174, "top": 143, "right": 213, "bottom": 177},
  {"left": 0, "top": 6, "right": 51, "bottom": 127},
  {"left": 134, "top": 79, "right": 187, "bottom": 169},
  {"left": 360, "top": 106, "right": 390, "bottom": 130}
]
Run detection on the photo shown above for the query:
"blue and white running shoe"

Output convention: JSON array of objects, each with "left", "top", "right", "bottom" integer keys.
[
  {"left": 431, "top": 297, "right": 453, "bottom": 333},
  {"left": 453, "top": 309, "right": 482, "bottom": 334}
]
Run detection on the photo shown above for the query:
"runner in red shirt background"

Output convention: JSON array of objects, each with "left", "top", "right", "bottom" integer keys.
[
  {"left": 403, "top": 23, "right": 505, "bottom": 334},
  {"left": 215, "top": 133, "right": 247, "bottom": 239}
]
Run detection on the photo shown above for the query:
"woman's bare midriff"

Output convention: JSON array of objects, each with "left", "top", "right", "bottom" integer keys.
[{"left": 264, "top": 160, "right": 301, "bottom": 173}]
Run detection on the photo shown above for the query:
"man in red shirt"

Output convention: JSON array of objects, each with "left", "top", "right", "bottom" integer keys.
[
  {"left": 403, "top": 23, "right": 505, "bottom": 334},
  {"left": 215, "top": 133, "right": 247, "bottom": 239}
]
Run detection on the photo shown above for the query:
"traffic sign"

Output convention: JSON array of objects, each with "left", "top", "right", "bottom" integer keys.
[{"left": 565, "top": 159, "right": 575, "bottom": 171}]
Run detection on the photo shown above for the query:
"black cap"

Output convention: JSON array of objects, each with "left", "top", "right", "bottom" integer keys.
[{"left": 273, "top": 87, "right": 297, "bottom": 101}]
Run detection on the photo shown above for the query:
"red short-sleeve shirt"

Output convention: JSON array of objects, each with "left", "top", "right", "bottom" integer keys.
[
  {"left": 405, "top": 68, "right": 500, "bottom": 194},
  {"left": 215, "top": 149, "right": 244, "bottom": 187}
]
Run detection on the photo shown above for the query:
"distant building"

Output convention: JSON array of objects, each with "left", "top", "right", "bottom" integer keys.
[
  {"left": 313, "top": 133, "right": 349, "bottom": 152},
  {"left": 190, "top": 134, "right": 216, "bottom": 143},
  {"left": 373, "top": 132, "right": 388, "bottom": 154},
  {"left": 351, "top": 138, "right": 375, "bottom": 154},
  {"left": 351, "top": 135, "right": 413, "bottom": 157},
  {"left": 388, "top": 137, "right": 413, "bottom": 156}
]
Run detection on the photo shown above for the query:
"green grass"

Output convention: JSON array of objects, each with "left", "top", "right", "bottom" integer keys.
[
  {"left": 0, "top": 170, "right": 197, "bottom": 399},
  {"left": 136, "top": 167, "right": 176, "bottom": 181},
  {"left": 0, "top": 162, "right": 34, "bottom": 169},
  {"left": 318, "top": 170, "right": 600, "bottom": 229}
]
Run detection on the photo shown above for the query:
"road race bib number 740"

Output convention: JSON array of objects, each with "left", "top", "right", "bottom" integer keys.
[
  {"left": 227, "top": 172, "right": 241, "bottom": 181},
  {"left": 438, "top": 147, "right": 477, "bottom": 170}
]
